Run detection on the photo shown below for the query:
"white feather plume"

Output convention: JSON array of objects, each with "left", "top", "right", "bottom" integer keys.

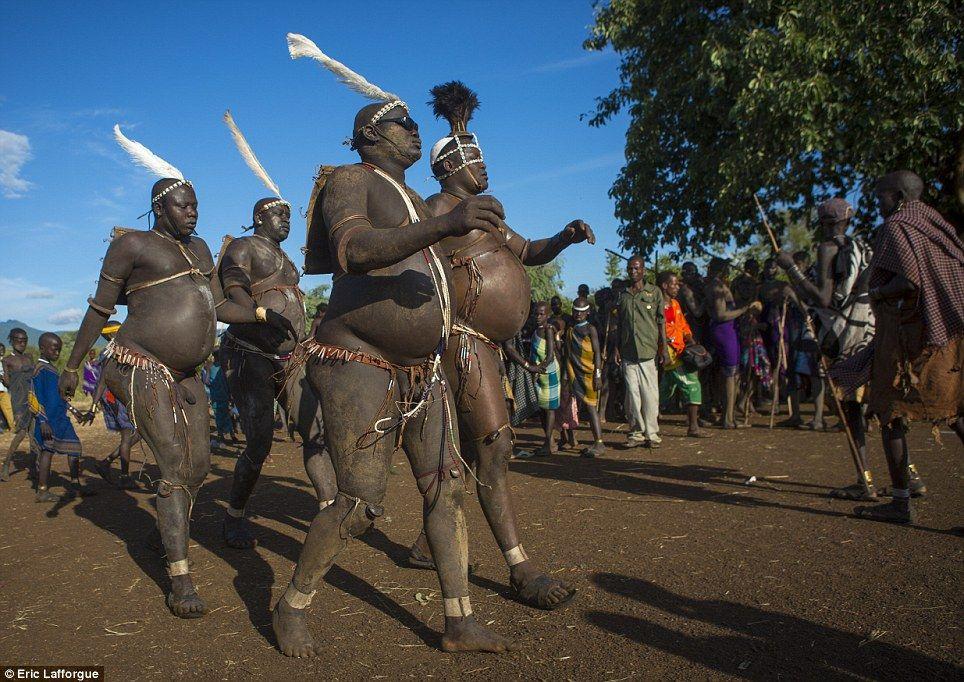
[
  {"left": 286, "top": 33, "right": 400, "bottom": 103},
  {"left": 222, "top": 111, "right": 282, "bottom": 198},
  {"left": 113, "top": 124, "right": 184, "bottom": 180}
]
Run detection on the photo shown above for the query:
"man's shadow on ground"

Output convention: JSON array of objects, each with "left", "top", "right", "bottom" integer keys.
[{"left": 585, "top": 572, "right": 960, "bottom": 679}]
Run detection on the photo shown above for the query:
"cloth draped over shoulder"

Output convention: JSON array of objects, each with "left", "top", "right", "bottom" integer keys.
[
  {"left": 869, "top": 201, "right": 964, "bottom": 348},
  {"left": 565, "top": 325, "right": 598, "bottom": 407},
  {"left": 32, "top": 362, "right": 81, "bottom": 456},
  {"left": 829, "top": 201, "right": 964, "bottom": 420}
]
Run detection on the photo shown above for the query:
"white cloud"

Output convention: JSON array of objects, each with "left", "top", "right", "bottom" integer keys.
[
  {"left": 0, "top": 277, "right": 55, "bottom": 300},
  {"left": 527, "top": 51, "right": 617, "bottom": 74},
  {"left": 497, "top": 151, "right": 625, "bottom": 190},
  {"left": 48, "top": 308, "right": 85, "bottom": 326},
  {"left": 0, "top": 130, "right": 35, "bottom": 198}
]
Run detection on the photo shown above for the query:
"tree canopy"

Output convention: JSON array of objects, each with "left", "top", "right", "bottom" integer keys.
[
  {"left": 527, "top": 261, "right": 567, "bottom": 304},
  {"left": 586, "top": 0, "right": 963, "bottom": 256}
]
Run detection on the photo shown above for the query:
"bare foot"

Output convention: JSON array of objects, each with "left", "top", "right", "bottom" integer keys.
[
  {"left": 223, "top": 514, "right": 257, "bottom": 549},
  {"left": 511, "top": 561, "right": 576, "bottom": 610},
  {"left": 272, "top": 599, "right": 318, "bottom": 658},
  {"left": 167, "top": 574, "right": 207, "bottom": 619},
  {"left": 441, "top": 615, "right": 519, "bottom": 653}
]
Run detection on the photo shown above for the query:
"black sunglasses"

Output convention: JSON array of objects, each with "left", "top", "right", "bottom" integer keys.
[{"left": 377, "top": 115, "right": 419, "bottom": 132}]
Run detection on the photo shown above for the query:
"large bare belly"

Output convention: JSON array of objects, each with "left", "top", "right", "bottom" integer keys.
[
  {"left": 453, "top": 248, "right": 530, "bottom": 342},
  {"left": 116, "top": 279, "right": 217, "bottom": 372},
  {"left": 228, "top": 288, "right": 305, "bottom": 354},
  {"left": 317, "top": 252, "right": 453, "bottom": 366}
]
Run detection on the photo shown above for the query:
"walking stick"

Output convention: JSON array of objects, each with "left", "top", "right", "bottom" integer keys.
[
  {"left": 753, "top": 195, "right": 874, "bottom": 496},
  {"left": 769, "top": 298, "right": 788, "bottom": 429},
  {"left": 605, "top": 248, "right": 630, "bottom": 261}
]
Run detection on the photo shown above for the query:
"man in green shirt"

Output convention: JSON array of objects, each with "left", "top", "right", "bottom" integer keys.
[{"left": 614, "top": 256, "right": 669, "bottom": 447}]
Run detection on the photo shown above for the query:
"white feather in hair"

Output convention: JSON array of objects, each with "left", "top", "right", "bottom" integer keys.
[
  {"left": 222, "top": 110, "right": 282, "bottom": 198},
  {"left": 286, "top": 33, "right": 400, "bottom": 103},
  {"left": 113, "top": 125, "right": 184, "bottom": 180}
]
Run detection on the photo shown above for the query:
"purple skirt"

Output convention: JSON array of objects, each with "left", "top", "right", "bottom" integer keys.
[{"left": 709, "top": 319, "right": 740, "bottom": 369}]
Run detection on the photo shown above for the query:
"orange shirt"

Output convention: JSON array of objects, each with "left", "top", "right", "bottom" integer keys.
[{"left": 663, "top": 298, "right": 692, "bottom": 359}]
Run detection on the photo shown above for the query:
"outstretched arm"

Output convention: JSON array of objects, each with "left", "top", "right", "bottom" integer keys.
[
  {"left": 708, "top": 282, "right": 756, "bottom": 323},
  {"left": 503, "top": 339, "right": 541, "bottom": 374},
  {"left": 512, "top": 220, "right": 595, "bottom": 266}
]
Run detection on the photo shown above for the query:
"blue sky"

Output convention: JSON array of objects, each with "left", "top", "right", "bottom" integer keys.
[{"left": 0, "top": 1, "right": 630, "bottom": 329}]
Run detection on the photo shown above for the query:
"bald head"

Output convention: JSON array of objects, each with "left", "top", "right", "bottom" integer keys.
[
  {"left": 876, "top": 170, "right": 923, "bottom": 200},
  {"left": 875, "top": 170, "right": 924, "bottom": 218}
]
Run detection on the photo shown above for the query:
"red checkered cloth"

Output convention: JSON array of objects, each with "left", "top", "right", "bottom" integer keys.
[
  {"left": 829, "top": 201, "right": 964, "bottom": 392},
  {"left": 869, "top": 201, "right": 964, "bottom": 348}
]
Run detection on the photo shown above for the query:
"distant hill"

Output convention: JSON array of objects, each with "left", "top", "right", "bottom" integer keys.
[{"left": 0, "top": 320, "right": 105, "bottom": 348}]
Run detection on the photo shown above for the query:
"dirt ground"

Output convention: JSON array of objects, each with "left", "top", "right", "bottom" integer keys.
[{"left": 0, "top": 408, "right": 960, "bottom": 681}]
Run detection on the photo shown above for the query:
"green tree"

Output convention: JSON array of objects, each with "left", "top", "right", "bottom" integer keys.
[
  {"left": 302, "top": 283, "right": 330, "bottom": 334},
  {"left": 526, "top": 260, "right": 567, "bottom": 305},
  {"left": 586, "top": 1, "right": 963, "bottom": 256},
  {"left": 603, "top": 251, "right": 624, "bottom": 286}
]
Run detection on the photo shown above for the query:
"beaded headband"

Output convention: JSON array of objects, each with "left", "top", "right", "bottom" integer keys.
[
  {"left": 258, "top": 199, "right": 290, "bottom": 214},
  {"left": 152, "top": 179, "right": 194, "bottom": 205}
]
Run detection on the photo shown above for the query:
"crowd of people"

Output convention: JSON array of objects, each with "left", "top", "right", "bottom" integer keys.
[{"left": 0, "top": 40, "right": 961, "bottom": 658}]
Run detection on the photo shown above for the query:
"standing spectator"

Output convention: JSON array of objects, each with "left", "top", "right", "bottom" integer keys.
[
  {"left": 0, "top": 342, "right": 10, "bottom": 433},
  {"left": 705, "top": 258, "right": 762, "bottom": 429},
  {"left": 657, "top": 272, "right": 709, "bottom": 438},
  {"left": 529, "top": 301, "right": 561, "bottom": 455},
  {"left": 207, "top": 349, "right": 235, "bottom": 446},
  {"left": 1, "top": 328, "right": 37, "bottom": 482},
  {"left": 309, "top": 302, "right": 328, "bottom": 337},
  {"left": 615, "top": 256, "right": 668, "bottom": 448},
  {"left": 81, "top": 349, "right": 99, "bottom": 399},
  {"left": 562, "top": 296, "right": 605, "bottom": 457},
  {"left": 549, "top": 295, "right": 572, "bottom": 335}
]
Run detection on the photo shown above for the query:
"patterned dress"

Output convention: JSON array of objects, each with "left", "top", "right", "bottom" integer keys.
[
  {"left": 565, "top": 324, "right": 598, "bottom": 407},
  {"left": 530, "top": 329, "right": 560, "bottom": 410}
]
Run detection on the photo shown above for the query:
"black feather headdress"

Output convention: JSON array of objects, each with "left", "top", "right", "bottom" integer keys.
[{"left": 428, "top": 81, "right": 480, "bottom": 134}]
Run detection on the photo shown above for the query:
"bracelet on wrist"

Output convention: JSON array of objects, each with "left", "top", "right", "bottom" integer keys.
[
  {"left": 63, "top": 366, "right": 79, "bottom": 374},
  {"left": 255, "top": 306, "right": 268, "bottom": 323}
]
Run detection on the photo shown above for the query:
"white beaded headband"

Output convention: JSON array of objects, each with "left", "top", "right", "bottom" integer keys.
[{"left": 152, "top": 179, "right": 193, "bottom": 205}]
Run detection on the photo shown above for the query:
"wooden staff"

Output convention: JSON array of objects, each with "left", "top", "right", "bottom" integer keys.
[
  {"left": 769, "top": 297, "right": 788, "bottom": 429},
  {"left": 605, "top": 248, "right": 630, "bottom": 261},
  {"left": 753, "top": 195, "right": 874, "bottom": 496}
]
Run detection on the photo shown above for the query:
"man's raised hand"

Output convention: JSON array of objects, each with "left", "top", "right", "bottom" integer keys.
[
  {"left": 562, "top": 220, "right": 595, "bottom": 245},
  {"left": 445, "top": 195, "right": 507, "bottom": 240}
]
